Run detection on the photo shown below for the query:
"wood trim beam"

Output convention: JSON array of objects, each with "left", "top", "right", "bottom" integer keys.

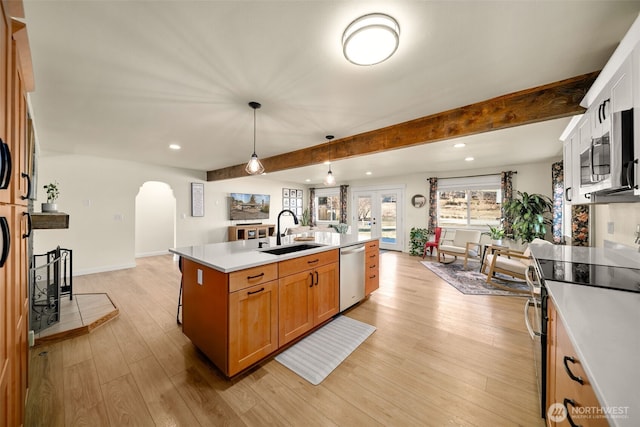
[{"left": 207, "top": 71, "right": 599, "bottom": 181}]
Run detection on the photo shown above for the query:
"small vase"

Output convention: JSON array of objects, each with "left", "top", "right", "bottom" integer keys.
[{"left": 42, "top": 203, "right": 58, "bottom": 213}]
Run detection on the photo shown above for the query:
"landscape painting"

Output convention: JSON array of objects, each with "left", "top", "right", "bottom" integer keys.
[{"left": 229, "top": 193, "right": 270, "bottom": 221}]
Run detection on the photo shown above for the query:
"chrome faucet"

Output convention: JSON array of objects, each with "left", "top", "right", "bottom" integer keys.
[{"left": 277, "top": 209, "right": 299, "bottom": 246}]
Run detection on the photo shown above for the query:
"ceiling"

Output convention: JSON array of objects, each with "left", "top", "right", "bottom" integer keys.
[{"left": 22, "top": 1, "right": 640, "bottom": 185}]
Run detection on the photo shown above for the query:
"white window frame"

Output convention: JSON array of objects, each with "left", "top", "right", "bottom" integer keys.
[
  {"left": 437, "top": 175, "right": 502, "bottom": 228},
  {"left": 314, "top": 187, "right": 340, "bottom": 225}
]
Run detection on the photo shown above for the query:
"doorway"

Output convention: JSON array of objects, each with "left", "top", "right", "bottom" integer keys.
[
  {"left": 135, "top": 181, "right": 176, "bottom": 257},
  {"left": 351, "top": 186, "right": 404, "bottom": 251}
]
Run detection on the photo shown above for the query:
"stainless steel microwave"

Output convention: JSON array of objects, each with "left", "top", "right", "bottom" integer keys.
[{"left": 579, "top": 108, "right": 635, "bottom": 195}]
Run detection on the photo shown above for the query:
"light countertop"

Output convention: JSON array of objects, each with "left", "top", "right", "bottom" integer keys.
[
  {"left": 529, "top": 240, "right": 640, "bottom": 268},
  {"left": 170, "top": 232, "right": 375, "bottom": 273},
  {"left": 545, "top": 281, "right": 640, "bottom": 426}
]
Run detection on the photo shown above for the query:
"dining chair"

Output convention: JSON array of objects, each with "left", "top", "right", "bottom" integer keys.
[{"left": 422, "top": 227, "right": 442, "bottom": 258}]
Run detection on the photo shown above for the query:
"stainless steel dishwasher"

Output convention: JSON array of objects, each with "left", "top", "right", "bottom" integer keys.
[{"left": 340, "top": 244, "right": 366, "bottom": 311}]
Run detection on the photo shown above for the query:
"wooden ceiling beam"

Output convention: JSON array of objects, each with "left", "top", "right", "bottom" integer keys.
[{"left": 207, "top": 71, "right": 599, "bottom": 181}]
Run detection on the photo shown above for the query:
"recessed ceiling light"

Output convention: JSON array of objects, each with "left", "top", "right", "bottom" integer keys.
[
  {"left": 365, "top": 171, "right": 372, "bottom": 175},
  {"left": 465, "top": 156, "right": 474, "bottom": 161},
  {"left": 454, "top": 143, "right": 465, "bottom": 148},
  {"left": 305, "top": 179, "right": 311, "bottom": 182},
  {"left": 169, "top": 144, "right": 181, "bottom": 150}
]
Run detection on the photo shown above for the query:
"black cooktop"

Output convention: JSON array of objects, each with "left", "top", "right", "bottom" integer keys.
[{"left": 537, "top": 259, "right": 640, "bottom": 293}]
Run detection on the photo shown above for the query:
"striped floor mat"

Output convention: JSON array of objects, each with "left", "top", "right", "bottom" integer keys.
[{"left": 275, "top": 315, "right": 376, "bottom": 385}]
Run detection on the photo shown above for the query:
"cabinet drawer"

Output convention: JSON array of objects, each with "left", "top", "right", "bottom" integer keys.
[
  {"left": 229, "top": 263, "right": 278, "bottom": 292},
  {"left": 278, "top": 249, "right": 339, "bottom": 277},
  {"left": 366, "top": 240, "right": 379, "bottom": 251}
]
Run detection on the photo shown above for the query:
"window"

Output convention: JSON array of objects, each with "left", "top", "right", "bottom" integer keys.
[
  {"left": 437, "top": 175, "right": 502, "bottom": 228},
  {"left": 315, "top": 188, "right": 340, "bottom": 223}
]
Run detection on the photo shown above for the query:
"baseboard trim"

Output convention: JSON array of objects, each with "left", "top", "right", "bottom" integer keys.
[
  {"left": 135, "top": 250, "right": 170, "bottom": 258},
  {"left": 73, "top": 263, "right": 137, "bottom": 277}
]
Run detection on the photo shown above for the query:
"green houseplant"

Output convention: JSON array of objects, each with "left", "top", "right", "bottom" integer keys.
[
  {"left": 483, "top": 224, "right": 506, "bottom": 245},
  {"left": 502, "top": 191, "right": 552, "bottom": 243},
  {"left": 42, "top": 181, "right": 60, "bottom": 212},
  {"left": 300, "top": 208, "right": 311, "bottom": 226},
  {"left": 409, "top": 227, "right": 431, "bottom": 256}
]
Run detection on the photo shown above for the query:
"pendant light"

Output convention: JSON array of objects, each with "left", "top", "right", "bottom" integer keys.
[
  {"left": 245, "top": 101, "right": 265, "bottom": 175},
  {"left": 323, "top": 135, "right": 336, "bottom": 185},
  {"left": 324, "top": 162, "right": 336, "bottom": 186}
]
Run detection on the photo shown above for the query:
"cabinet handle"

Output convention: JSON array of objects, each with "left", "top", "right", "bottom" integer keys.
[
  {"left": 308, "top": 272, "right": 314, "bottom": 287},
  {"left": 247, "top": 272, "right": 264, "bottom": 280},
  {"left": 0, "top": 139, "right": 12, "bottom": 190},
  {"left": 307, "top": 258, "right": 319, "bottom": 265},
  {"left": 22, "top": 212, "right": 32, "bottom": 239},
  {"left": 565, "top": 187, "right": 572, "bottom": 202},
  {"left": 0, "top": 217, "right": 10, "bottom": 268},
  {"left": 626, "top": 159, "right": 638, "bottom": 190},
  {"left": 314, "top": 270, "right": 319, "bottom": 286},
  {"left": 247, "top": 287, "right": 265, "bottom": 295},
  {"left": 598, "top": 102, "right": 603, "bottom": 123},
  {"left": 369, "top": 264, "right": 376, "bottom": 269},
  {"left": 369, "top": 274, "right": 376, "bottom": 279},
  {"left": 563, "top": 356, "right": 584, "bottom": 384},
  {"left": 601, "top": 98, "right": 610, "bottom": 123},
  {"left": 20, "top": 172, "right": 32, "bottom": 200},
  {"left": 369, "top": 254, "right": 376, "bottom": 258},
  {"left": 563, "top": 398, "right": 582, "bottom": 427}
]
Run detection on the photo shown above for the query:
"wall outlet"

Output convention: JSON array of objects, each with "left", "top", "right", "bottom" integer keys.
[
  {"left": 197, "top": 269, "right": 203, "bottom": 285},
  {"left": 607, "top": 222, "right": 614, "bottom": 234}
]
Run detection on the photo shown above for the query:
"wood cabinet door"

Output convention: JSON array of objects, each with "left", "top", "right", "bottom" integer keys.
[
  {"left": 278, "top": 270, "right": 314, "bottom": 346},
  {"left": 0, "top": 204, "right": 14, "bottom": 426},
  {"left": 0, "top": 6, "right": 10, "bottom": 205},
  {"left": 228, "top": 281, "right": 278, "bottom": 376},
  {"left": 313, "top": 262, "right": 339, "bottom": 325}
]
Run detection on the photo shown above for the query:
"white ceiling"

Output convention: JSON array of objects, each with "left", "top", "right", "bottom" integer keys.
[{"left": 23, "top": 0, "right": 640, "bottom": 185}]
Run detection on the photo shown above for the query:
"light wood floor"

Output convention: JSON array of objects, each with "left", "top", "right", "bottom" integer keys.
[{"left": 25, "top": 252, "right": 545, "bottom": 427}]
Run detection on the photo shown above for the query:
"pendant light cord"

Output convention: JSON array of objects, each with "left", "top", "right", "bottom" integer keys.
[{"left": 253, "top": 107, "right": 257, "bottom": 155}]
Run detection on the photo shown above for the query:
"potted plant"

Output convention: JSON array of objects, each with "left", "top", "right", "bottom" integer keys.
[
  {"left": 300, "top": 208, "right": 311, "bottom": 227},
  {"left": 42, "top": 181, "right": 60, "bottom": 212},
  {"left": 502, "top": 191, "right": 552, "bottom": 244},
  {"left": 484, "top": 224, "right": 506, "bottom": 245}
]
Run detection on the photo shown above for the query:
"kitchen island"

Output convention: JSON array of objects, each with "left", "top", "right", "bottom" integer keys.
[{"left": 170, "top": 233, "right": 379, "bottom": 377}]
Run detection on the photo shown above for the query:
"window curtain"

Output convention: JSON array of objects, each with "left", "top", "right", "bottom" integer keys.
[
  {"left": 428, "top": 177, "right": 438, "bottom": 232},
  {"left": 501, "top": 171, "right": 514, "bottom": 235},
  {"left": 551, "top": 161, "right": 564, "bottom": 243},
  {"left": 309, "top": 188, "right": 316, "bottom": 226},
  {"left": 339, "top": 185, "right": 349, "bottom": 224}
]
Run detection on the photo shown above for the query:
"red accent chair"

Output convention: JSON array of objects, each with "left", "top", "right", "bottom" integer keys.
[{"left": 423, "top": 227, "right": 442, "bottom": 258}]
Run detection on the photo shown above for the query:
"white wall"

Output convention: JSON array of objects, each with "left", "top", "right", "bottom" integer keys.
[
  {"left": 594, "top": 203, "right": 640, "bottom": 248},
  {"left": 34, "top": 153, "right": 306, "bottom": 275},
  {"left": 135, "top": 181, "right": 175, "bottom": 257}
]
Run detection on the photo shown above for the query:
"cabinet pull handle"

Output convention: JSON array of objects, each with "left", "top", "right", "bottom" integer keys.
[
  {"left": 22, "top": 212, "right": 32, "bottom": 239},
  {"left": 369, "top": 274, "right": 376, "bottom": 279},
  {"left": 369, "top": 254, "right": 376, "bottom": 258},
  {"left": 247, "top": 272, "right": 264, "bottom": 280},
  {"left": 0, "top": 217, "right": 10, "bottom": 268},
  {"left": 601, "top": 98, "right": 610, "bottom": 122},
  {"left": 0, "top": 140, "right": 12, "bottom": 190},
  {"left": 565, "top": 187, "right": 572, "bottom": 202},
  {"left": 21, "top": 172, "right": 32, "bottom": 200},
  {"left": 247, "top": 287, "right": 265, "bottom": 295},
  {"left": 309, "top": 272, "right": 314, "bottom": 287},
  {"left": 598, "top": 102, "right": 603, "bottom": 123},
  {"left": 563, "top": 398, "right": 582, "bottom": 427},
  {"left": 314, "top": 270, "right": 319, "bottom": 286},
  {"left": 563, "top": 356, "right": 584, "bottom": 384},
  {"left": 307, "top": 258, "right": 319, "bottom": 264}
]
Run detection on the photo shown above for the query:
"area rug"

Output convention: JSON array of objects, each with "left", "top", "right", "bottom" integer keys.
[
  {"left": 275, "top": 315, "right": 376, "bottom": 385},
  {"left": 420, "top": 260, "right": 530, "bottom": 296}
]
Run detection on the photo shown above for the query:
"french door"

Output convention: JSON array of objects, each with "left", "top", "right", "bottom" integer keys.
[{"left": 351, "top": 186, "right": 404, "bottom": 251}]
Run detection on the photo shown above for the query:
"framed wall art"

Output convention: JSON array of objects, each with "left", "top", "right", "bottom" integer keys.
[{"left": 191, "top": 183, "right": 205, "bottom": 217}]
